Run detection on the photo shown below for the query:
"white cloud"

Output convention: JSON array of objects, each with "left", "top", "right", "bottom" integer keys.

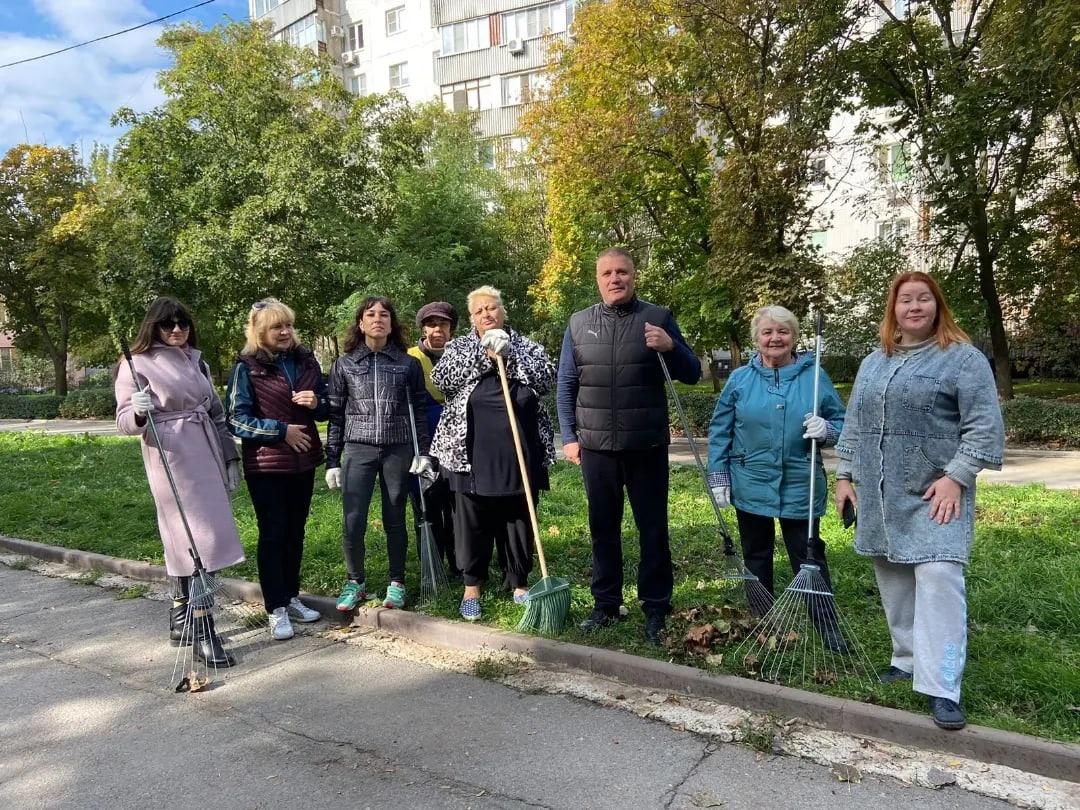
[{"left": 0, "top": 0, "right": 251, "bottom": 154}]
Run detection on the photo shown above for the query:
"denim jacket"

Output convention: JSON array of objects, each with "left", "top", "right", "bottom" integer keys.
[{"left": 835, "top": 341, "right": 1004, "bottom": 564}]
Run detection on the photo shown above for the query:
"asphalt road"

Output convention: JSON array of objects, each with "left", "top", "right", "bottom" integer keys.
[{"left": 0, "top": 565, "right": 1012, "bottom": 810}]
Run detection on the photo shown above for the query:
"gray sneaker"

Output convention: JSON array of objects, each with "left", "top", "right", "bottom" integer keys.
[
  {"left": 287, "top": 597, "right": 321, "bottom": 623},
  {"left": 269, "top": 607, "right": 294, "bottom": 641}
]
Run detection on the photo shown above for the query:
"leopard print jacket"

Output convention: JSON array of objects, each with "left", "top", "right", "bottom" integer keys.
[{"left": 430, "top": 327, "right": 556, "bottom": 474}]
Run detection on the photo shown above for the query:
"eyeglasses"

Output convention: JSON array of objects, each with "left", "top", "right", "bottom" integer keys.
[
  {"left": 251, "top": 301, "right": 269, "bottom": 312},
  {"left": 158, "top": 319, "right": 191, "bottom": 332}
]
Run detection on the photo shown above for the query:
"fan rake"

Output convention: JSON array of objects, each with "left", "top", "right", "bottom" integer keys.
[{"left": 657, "top": 353, "right": 774, "bottom": 617}]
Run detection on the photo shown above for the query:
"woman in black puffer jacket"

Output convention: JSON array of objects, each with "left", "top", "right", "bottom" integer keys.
[{"left": 325, "top": 296, "right": 430, "bottom": 613}]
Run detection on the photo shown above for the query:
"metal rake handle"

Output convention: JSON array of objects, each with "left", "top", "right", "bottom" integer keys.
[{"left": 806, "top": 311, "right": 824, "bottom": 557}]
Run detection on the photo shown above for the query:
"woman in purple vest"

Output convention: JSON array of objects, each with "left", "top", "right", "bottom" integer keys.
[{"left": 226, "top": 298, "right": 329, "bottom": 641}]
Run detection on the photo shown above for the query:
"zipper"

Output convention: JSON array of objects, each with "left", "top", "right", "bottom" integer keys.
[
  {"left": 610, "top": 315, "right": 617, "bottom": 449},
  {"left": 373, "top": 352, "right": 380, "bottom": 444}
]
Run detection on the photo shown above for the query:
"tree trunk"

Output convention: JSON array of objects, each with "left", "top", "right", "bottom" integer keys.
[
  {"left": 52, "top": 350, "right": 68, "bottom": 397},
  {"left": 970, "top": 211, "right": 1013, "bottom": 400}
]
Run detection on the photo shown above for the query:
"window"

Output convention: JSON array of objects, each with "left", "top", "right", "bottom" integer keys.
[
  {"left": 501, "top": 70, "right": 548, "bottom": 105},
  {"left": 502, "top": 2, "right": 570, "bottom": 42},
  {"left": 348, "top": 22, "right": 364, "bottom": 52},
  {"left": 440, "top": 18, "right": 490, "bottom": 55},
  {"left": 389, "top": 62, "right": 409, "bottom": 89},
  {"left": 385, "top": 6, "right": 405, "bottom": 35},
  {"left": 877, "top": 219, "right": 910, "bottom": 241},
  {"left": 253, "top": 0, "right": 285, "bottom": 17},
  {"left": 278, "top": 14, "right": 320, "bottom": 48},
  {"left": 348, "top": 73, "right": 367, "bottom": 95},
  {"left": 876, "top": 143, "right": 911, "bottom": 184},
  {"left": 810, "top": 230, "right": 828, "bottom": 252},
  {"left": 808, "top": 156, "right": 827, "bottom": 188},
  {"left": 441, "top": 78, "right": 493, "bottom": 112},
  {"left": 503, "top": 135, "right": 529, "bottom": 167},
  {"left": 478, "top": 141, "right": 495, "bottom": 169},
  {"left": 0, "top": 347, "right": 12, "bottom": 372}
]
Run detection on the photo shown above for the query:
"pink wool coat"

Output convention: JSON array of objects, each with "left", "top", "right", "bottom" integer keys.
[{"left": 115, "top": 344, "right": 244, "bottom": 577}]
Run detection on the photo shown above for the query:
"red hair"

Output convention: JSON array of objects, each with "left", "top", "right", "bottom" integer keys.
[{"left": 879, "top": 271, "right": 970, "bottom": 355}]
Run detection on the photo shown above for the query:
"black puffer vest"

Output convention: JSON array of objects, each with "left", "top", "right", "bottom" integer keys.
[
  {"left": 238, "top": 347, "right": 324, "bottom": 474},
  {"left": 569, "top": 298, "right": 670, "bottom": 451}
]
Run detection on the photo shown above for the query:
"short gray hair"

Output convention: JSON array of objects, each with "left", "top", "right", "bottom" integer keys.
[
  {"left": 467, "top": 285, "right": 504, "bottom": 313},
  {"left": 596, "top": 246, "right": 635, "bottom": 268},
  {"left": 751, "top": 305, "right": 800, "bottom": 343}
]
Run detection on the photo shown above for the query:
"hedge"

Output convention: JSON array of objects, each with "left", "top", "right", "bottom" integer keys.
[
  {"left": 58, "top": 389, "right": 117, "bottom": 420},
  {"left": 0, "top": 394, "right": 63, "bottom": 419},
  {"left": 1002, "top": 396, "right": 1080, "bottom": 448}
]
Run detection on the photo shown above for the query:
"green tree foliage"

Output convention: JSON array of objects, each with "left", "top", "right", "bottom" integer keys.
[
  {"left": 852, "top": 0, "right": 1080, "bottom": 398},
  {"left": 527, "top": 0, "right": 859, "bottom": 361},
  {"left": 0, "top": 144, "right": 103, "bottom": 395}
]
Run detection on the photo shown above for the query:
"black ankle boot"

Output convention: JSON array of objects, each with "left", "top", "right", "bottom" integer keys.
[
  {"left": 169, "top": 600, "right": 192, "bottom": 647},
  {"left": 193, "top": 613, "right": 235, "bottom": 668}
]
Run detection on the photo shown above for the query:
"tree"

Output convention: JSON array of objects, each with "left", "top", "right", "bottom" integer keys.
[
  {"left": 853, "top": 0, "right": 1078, "bottom": 398},
  {"left": 108, "top": 22, "right": 374, "bottom": 362},
  {"left": 526, "top": 0, "right": 860, "bottom": 361},
  {"left": 0, "top": 144, "right": 102, "bottom": 395}
]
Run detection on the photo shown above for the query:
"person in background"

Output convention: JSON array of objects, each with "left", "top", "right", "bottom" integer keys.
[
  {"left": 430, "top": 286, "right": 556, "bottom": 622},
  {"left": 835, "top": 271, "right": 1004, "bottom": 731},
  {"left": 407, "top": 301, "right": 460, "bottom": 580},
  {"left": 326, "top": 296, "right": 431, "bottom": 613},
  {"left": 115, "top": 296, "right": 242, "bottom": 668},
  {"left": 707, "top": 305, "right": 847, "bottom": 648},
  {"left": 557, "top": 247, "right": 701, "bottom": 645},
  {"left": 226, "top": 298, "right": 327, "bottom": 641}
]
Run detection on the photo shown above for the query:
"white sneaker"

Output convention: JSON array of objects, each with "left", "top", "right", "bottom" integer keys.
[
  {"left": 287, "top": 597, "right": 321, "bottom": 623},
  {"left": 269, "top": 607, "right": 294, "bottom": 640}
]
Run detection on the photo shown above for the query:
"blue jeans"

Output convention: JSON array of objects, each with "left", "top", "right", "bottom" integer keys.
[{"left": 341, "top": 442, "right": 412, "bottom": 584}]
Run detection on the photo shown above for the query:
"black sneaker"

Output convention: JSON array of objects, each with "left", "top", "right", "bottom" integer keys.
[
  {"left": 819, "top": 627, "right": 850, "bottom": 654},
  {"left": 579, "top": 608, "right": 621, "bottom": 633},
  {"left": 644, "top": 613, "right": 667, "bottom": 646},
  {"left": 928, "top": 696, "right": 966, "bottom": 730},
  {"left": 879, "top": 665, "right": 913, "bottom": 684}
]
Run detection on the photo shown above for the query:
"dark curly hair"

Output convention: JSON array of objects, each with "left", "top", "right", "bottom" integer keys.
[{"left": 343, "top": 296, "right": 406, "bottom": 353}]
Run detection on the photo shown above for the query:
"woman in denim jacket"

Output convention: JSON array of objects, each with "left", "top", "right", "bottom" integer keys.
[
  {"left": 835, "top": 272, "right": 1004, "bottom": 731},
  {"left": 325, "top": 296, "right": 430, "bottom": 613}
]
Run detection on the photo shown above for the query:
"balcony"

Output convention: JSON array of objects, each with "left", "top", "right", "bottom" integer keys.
[{"left": 434, "top": 33, "right": 565, "bottom": 86}]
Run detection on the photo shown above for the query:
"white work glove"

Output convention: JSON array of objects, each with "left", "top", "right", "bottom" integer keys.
[
  {"left": 409, "top": 454, "right": 439, "bottom": 483},
  {"left": 325, "top": 467, "right": 342, "bottom": 490},
  {"left": 479, "top": 328, "right": 510, "bottom": 357},
  {"left": 131, "top": 387, "right": 154, "bottom": 416},
  {"left": 802, "top": 413, "right": 828, "bottom": 441},
  {"left": 710, "top": 486, "right": 731, "bottom": 509},
  {"left": 226, "top": 460, "right": 242, "bottom": 494}
]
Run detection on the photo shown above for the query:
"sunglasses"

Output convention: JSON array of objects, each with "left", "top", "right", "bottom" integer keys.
[{"left": 158, "top": 319, "right": 191, "bottom": 331}]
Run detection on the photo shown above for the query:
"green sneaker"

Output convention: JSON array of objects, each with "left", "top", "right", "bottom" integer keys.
[
  {"left": 336, "top": 580, "right": 367, "bottom": 612},
  {"left": 383, "top": 581, "right": 406, "bottom": 610}
]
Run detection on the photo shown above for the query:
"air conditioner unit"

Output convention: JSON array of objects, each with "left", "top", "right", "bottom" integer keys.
[
  {"left": 342, "top": 51, "right": 360, "bottom": 65},
  {"left": 330, "top": 25, "right": 345, "bottom": 38},
  {"left": 507, "top": 38, "right": 525, "bottom": 55}
]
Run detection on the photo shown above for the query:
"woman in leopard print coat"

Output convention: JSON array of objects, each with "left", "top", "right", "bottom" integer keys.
[{"left": 430, "top": 286, "right": 556, "bottom": 621}]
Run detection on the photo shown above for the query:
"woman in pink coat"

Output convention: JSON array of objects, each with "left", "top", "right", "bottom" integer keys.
[{"left": 114, "top": 297, "right": 244, "bottom": 668}]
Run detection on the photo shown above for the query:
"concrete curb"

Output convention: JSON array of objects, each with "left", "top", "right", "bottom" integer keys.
[{"left": 2, "top": 534, "right": 1077, "bottom": 783}]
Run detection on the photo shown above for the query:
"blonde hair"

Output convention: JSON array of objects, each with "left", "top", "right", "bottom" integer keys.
[
  {"left": 242, "top": 298, "right": 296, "bottom": 355},
  {"left": 751, "top": 305, "right": 800, "bottom": 345},
  {"left": 466, "top": 285, "right": 504, "bottom": 314}
]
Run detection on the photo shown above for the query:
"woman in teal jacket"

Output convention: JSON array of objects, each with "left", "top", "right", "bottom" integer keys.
[{"left": 707, "top": 306, "right": 846, "bottom": 632}]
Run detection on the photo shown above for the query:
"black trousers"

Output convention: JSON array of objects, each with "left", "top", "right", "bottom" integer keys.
[
  {"left": 410, "top": 475, "right": 458, "bottom": 575},
  {"left": 581, "top": 445, "right": 672, "bottom": 617},
  {"left": 734, "top": 508, "right": 834, "bottom": 595},
  {"left": 247, "top": 470, "right": 316, "bottom": 612},
  {"left": 454, "top": 492, "right": 533, "bottom": 589},
  {"left": 341, "top": 443, "right": 412, "bottom": 584}
]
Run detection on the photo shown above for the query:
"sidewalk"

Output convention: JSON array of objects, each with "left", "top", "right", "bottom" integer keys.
[
  {"left": 2, "top": 419, "right": 1077, "bottom": 489},
  {"left": 0, "top": 563, "right": 1055, "bottom": 809}
]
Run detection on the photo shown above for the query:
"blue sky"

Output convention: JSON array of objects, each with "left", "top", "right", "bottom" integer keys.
[{"left": 0, "top": 0, "right": 250, "bottom": 153}]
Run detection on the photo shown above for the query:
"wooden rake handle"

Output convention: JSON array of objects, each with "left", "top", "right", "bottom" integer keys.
[{"left": 494, "top": 353, "right": 549, "bottom": 579}]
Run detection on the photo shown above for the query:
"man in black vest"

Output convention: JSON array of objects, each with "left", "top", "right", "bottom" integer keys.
[{"left": 557, "top": 247, "right": 701, "bottom": 644}]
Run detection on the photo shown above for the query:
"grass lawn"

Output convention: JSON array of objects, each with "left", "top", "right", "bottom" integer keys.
[{"left": 1, "top": 431, "right": 1077, "bottom": 743}]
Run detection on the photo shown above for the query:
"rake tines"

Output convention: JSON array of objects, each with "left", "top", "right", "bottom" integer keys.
[
  {"left": 417, "top": 518, "right": 449, "bottom": 605},
  {"left": 733, "top": 563, "right": 877, "bottom": 688}
]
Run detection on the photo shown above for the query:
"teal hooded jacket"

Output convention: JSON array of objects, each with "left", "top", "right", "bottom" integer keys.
[{"left": 707, "top": 352, "right": 845, "bottom": 519}]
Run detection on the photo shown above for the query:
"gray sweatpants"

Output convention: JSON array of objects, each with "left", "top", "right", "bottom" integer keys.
[{"left": 872, "top": 558, "right": 967, "bottom": 703}]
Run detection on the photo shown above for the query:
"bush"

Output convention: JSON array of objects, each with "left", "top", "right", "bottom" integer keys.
[
  {"left": 0, "top": 393, "right": 63, "bottom": 419},
  {"left": 1002, "top": 397, "right": 1080, "bottom": 448},
  {"left": 669, "top": 391, "right": 715, "bottom": 436},
  {"left": 58, "top": 389, "right": 117, "bottom": 419},
  {"left": 822, "top": 355, "right": 862, "bottom": 383}
]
